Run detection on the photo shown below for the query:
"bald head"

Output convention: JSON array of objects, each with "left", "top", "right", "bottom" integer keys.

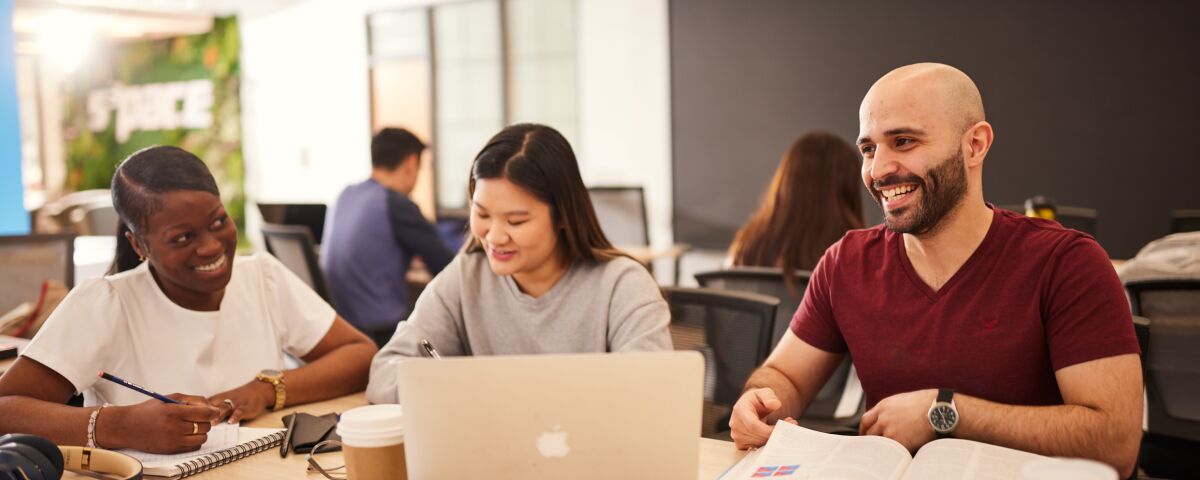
[
  {"left": 860, "top": 63, "right": 985, "bottom": 137},
  {"left": 856, "top": 63, "right": 995, "bottom": 236}
]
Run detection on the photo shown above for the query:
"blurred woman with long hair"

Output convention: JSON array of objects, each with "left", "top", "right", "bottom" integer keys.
[{"left": 728, "top": 132, "right": 865, "bottom": 293}]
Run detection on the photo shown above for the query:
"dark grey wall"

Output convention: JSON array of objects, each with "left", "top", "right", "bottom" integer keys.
[{"left": 670, "top": 0, "right": 1200, "bottom": 258}]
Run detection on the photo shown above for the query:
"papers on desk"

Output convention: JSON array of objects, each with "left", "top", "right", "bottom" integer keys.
[
  {"left": 120, "top": 425, "right": 285, "bottom": 477},
  {"left": 122, "top": 423, "right": 240, "bottom": 465}
]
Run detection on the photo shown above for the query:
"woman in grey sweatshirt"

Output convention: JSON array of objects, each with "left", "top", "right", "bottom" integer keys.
[{"left": 366, "top": 124, "right": 673, "bottom": 404}]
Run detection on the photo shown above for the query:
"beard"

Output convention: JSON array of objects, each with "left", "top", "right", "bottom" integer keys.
[{"left": 872, "top": 147, "right": 968, "bottom": 235}]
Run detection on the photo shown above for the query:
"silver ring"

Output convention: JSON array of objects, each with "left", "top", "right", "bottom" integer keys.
[
  {"left": 223, "top": 398, "right": 235, "bottom": 410},
  {"left": 192, "top": 422, "right": 199, "bottom": 435}
]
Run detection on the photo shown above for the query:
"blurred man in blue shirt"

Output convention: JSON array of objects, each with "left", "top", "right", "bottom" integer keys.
[{"left": 322, "top": 128, "right": 454, "bottom": 345}]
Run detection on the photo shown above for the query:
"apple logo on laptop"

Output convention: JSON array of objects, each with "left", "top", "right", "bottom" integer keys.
[{"left": 537, "top": 424, "right": 570, "bottom": 458}]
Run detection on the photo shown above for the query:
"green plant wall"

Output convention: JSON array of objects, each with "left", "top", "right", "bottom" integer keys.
[{"left": 62, "top": 17, "right": 244, "bottom": 240}]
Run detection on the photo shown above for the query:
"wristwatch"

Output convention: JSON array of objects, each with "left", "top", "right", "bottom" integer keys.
[
  {"left": 927, "top": 388, "right": 958, "bottom": 438},
  {"left": 255, "top": 369, "right": 286, "bottom": 411}
]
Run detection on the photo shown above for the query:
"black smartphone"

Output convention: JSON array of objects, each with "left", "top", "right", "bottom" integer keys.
[{"left": 0, "top": 344, "right": 17, "bottom": 361}]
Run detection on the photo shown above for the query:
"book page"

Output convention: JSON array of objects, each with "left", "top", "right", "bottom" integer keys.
[
  {"left": 120, "top": 425, "right": 281, "bottom": 471},
  {"left": 728, "top": 421, "right": 913, "bottom": 480},
  {"left": 901, "top": 438, "right": 1044, "bottom": 480}
]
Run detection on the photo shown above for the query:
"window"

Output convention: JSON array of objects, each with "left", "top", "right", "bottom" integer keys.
[{"left": 367, "top": 0, "right": 576, "bottom": 212}]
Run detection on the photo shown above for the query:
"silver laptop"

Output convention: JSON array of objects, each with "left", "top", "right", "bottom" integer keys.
[{"left": 396, "top": 351, "right": 704, "bottom": 480}]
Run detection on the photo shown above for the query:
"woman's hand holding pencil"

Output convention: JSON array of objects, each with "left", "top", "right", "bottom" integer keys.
[{"left": 94, "top": 371, "right": 221, "bottom": 454}]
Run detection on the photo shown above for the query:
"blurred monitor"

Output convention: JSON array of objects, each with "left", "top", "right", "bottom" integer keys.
[{"left": 257, "top": 204, "right": 327, "bottom": 244}]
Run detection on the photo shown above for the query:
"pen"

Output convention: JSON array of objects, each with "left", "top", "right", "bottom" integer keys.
[
  {"left": 97, "top": 371, "right": 181, "bottom": 404},
  {"left": 420, "top": 339, "right": 442, "bottom": 360},
  {"left": 280, "top": 413, "right": 297, "bottom": 458}
]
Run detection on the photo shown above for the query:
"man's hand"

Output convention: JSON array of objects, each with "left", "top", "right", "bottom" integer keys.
[
  {"left": 729, "top": 388, "right": 785, "bottom": 449},
  {"left": 859, "top": 389, "right": 938, "bottom": 453}
]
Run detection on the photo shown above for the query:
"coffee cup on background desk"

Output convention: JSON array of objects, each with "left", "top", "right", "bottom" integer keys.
[{"left": 338, "top": 405, "right": 407, "bottom": 480}]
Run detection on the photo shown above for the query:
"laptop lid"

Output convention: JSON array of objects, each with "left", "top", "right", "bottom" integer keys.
[{"left": 396, "top": 351, "right": 704, "bottom": 480}]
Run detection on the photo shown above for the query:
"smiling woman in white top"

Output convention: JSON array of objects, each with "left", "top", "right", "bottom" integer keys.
[
  {"left": 0, "top": 146, "right": 377, "bottom": 454},
  {"left": 366, "top": 124, "right": 673, "bottom": 404}
]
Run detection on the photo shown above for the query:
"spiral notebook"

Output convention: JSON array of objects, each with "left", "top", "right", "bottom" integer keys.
[{"left": 120, "top": 424, "right": 286, "bottom": 478}]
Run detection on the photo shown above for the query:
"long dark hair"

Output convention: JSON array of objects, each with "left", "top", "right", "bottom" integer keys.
[
  {"left": 464, "top": 123, "right": 626, "bottom": 265},
  {"left": 728, "top": 131, "right": 864, "bottom": 293},
  {"left": 108, "top": 146, "right": 220, "bottom": 274}
]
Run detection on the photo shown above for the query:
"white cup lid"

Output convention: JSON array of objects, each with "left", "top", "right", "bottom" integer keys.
[{"left": 337, "top": 405, "right": 404, "bottom": 446}]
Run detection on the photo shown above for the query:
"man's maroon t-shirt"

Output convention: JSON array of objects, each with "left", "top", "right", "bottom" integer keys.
[{"left": 791, "top": 207, "right": 1140, "bottom": 408}]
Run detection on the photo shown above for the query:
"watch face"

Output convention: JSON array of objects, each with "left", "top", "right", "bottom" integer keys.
[
  {"left": 261, "top": 369, "right": 282, "bottom": 377},
  {"left": 930, "top": 404, "right": 958, "bottom": 432}
]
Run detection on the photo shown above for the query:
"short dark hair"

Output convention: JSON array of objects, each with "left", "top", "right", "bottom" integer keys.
[
  {"left": 109, "top": 145, "right": 221, "bottom": 274},
  {"left": 371, "top": 128, "right": 426, "bottom": 170}
]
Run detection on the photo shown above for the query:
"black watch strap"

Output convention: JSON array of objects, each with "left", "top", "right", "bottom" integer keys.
[{"left": 934, "top": 388, "right": 956, "bottom": 439}]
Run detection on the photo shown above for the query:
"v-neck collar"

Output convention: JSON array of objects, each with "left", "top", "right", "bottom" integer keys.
[
  {"left": 896, "top": 204, "right": 1001, "bottom": 302},
  {"left": 502, "top": 261, "right": 580, "bottom": 306}
]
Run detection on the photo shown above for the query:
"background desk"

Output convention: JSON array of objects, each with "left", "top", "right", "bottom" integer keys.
[{"left": 64, "top": 392, "right": 746, "bottom": 479}]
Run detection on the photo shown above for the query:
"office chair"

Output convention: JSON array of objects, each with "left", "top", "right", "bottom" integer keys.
[
  {"left": 0, "top": 234, "right": 75, "bottom": 316},
  {"left": 30, "top": 190, "right": 110, "bottom": 235},
  {"left": 72, "top": 204, "right": 118, "bottom": 236},
  {"left": 695, "top": 267, "right": 811, "bottom": 345},
  {"left": 588, "top": 186, "right": 649, "bottom": 247},
  {"left": 260, "top": 223, "right": 336, "bottom": 307},
  {"left": 998, "top": 203, "right": 1098, "bottom": 236},
  {"left": 257, "top": 203, "right": 328, "bottom": 244},
  {"left": 1056, "top": 205, "right": 1098, "bottom": 237},
  {"left": 1170, "top": 209, "right": 1200, "bottom": 234},
  {"left": 694, "top": 267, "right": 863, "bottom": 432},
  {"left": 663, "top": 286, "right": 777, "bottom": 436},
  {"left": 1125, "top": 279, "right": 1200, "bottom": 478}
]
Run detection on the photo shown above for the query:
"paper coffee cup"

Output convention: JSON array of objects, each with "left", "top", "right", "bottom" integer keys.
[
  {"left": 338, "top": 405, "right": 407, "bottom": 480},
  {"left": 1021, "top": 457, "right": 1118, "bottom": 480}
]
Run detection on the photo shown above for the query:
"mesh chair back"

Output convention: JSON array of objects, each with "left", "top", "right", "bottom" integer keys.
[
  {"left": 588, "top": 186, "right": 649, "bottom": 247},
  {"left": 695, "top": 267, "right": 809, "bottom": 345},
  {"left": 1171, "top": 209, "right": 1200, "bottom": 234},
  {"left": 0, "top": 234, "right": 75, "bottom": 314},
  {"left": 664, "top": 286, "right": 776, "bottom": 408},
  {"left": 694, "top": 267, "right": 856, "bottom": 421},
  {"left": 260, "top": 223, "right": 335, "bottom": 306},
  {"left": 1127, "top": 279, "right": 1200, "bottom": 441}
]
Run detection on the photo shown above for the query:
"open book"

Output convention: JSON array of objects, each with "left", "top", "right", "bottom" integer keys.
[
  {"left": 120, "top": 424, "right": 285, "bottom": 477},
  {"left": 722, "top": 421, "right": 1074, "bottom": 480}
]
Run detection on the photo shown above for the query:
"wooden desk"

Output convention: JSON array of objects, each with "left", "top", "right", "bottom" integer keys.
[
  {"left": 621, "top": 244, "right": 692, "bottom": 285},
  {"left": 67, "top": 392, "right": 746, "bottom": 479}
]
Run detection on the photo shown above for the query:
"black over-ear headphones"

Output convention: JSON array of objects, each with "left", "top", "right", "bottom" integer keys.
[{"left": 0, "top": 434, "right": 142, "bottom": 480}]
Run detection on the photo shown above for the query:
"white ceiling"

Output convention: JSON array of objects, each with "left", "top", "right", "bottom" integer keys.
[
  {"left": 15, "top": 0, "right": 302, "bottom": 17},
  {"left": 11, "top": 0, "right": 303, "bottom": 54}
]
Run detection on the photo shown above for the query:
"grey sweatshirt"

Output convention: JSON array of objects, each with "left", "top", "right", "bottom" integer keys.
[{"left": 366, "top": 252, "right": 674, "bottom": 404}]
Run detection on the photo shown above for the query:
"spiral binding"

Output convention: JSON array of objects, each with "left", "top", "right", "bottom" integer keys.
[{"left": 173, "top": 430, "right": 286, "bottom": 478}]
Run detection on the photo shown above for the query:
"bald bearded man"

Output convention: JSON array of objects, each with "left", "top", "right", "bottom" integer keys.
[{"left": 728, "top": 63, "right": 1142, "bottom": 477}]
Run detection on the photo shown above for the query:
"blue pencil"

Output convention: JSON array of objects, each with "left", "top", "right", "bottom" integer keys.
[{"left": 97, "top": 371, "right": 181, "bottom": 404}]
